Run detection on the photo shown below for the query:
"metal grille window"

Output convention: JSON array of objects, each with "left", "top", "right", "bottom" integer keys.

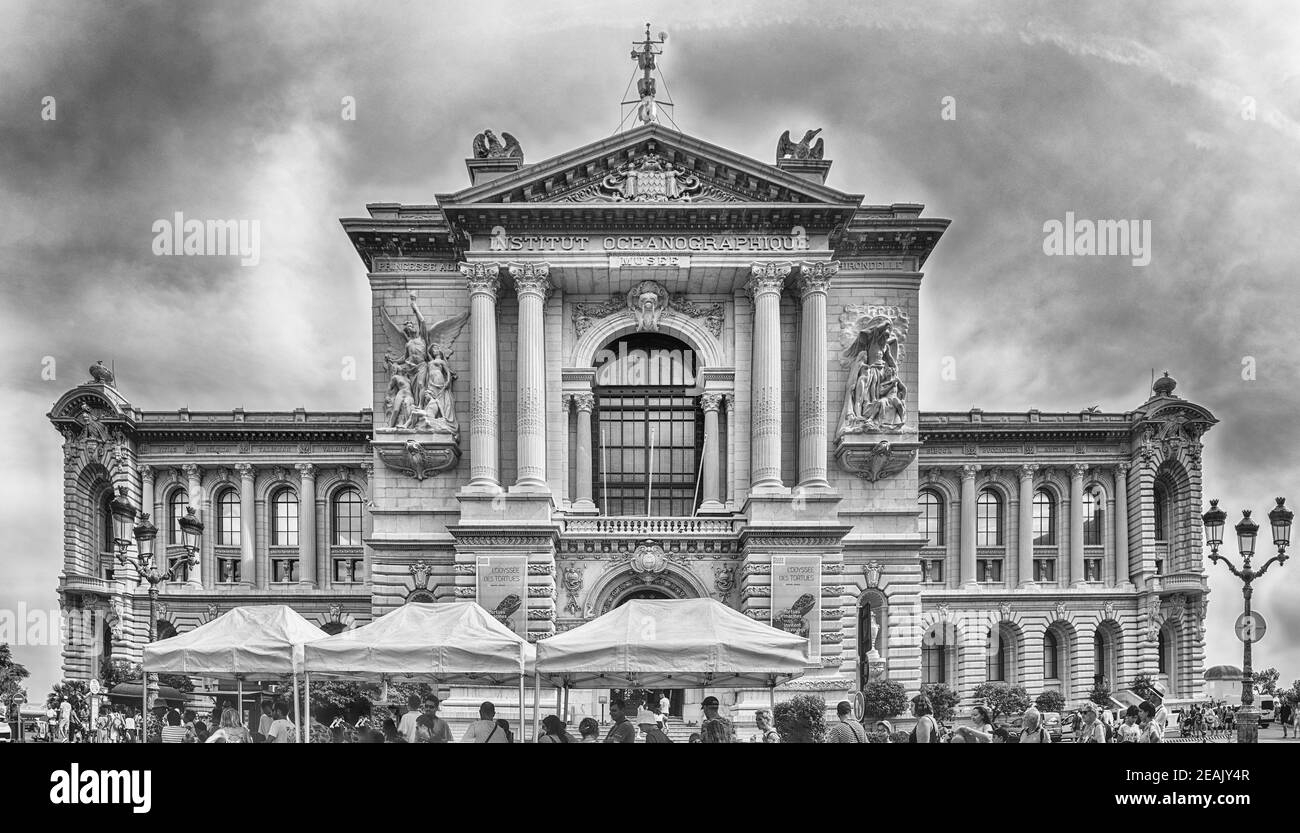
[
  {"left": 217, "top": 489, "right": 240, "bottom": 547},
  {"left": 1032, "top": 489, "right": 1055, "bottom": 545},
  {"left": 332, "top": 488, "right": 363, "bottom": 546},
  {"left": 271, "top": 488, "right": 299, "bottom": 547},
  {"left": 595, "top": 392, "right": 701, "bottom": 516}
]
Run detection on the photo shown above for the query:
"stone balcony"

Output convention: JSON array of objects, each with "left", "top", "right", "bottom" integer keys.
[
  {"left": 60, "top": 572, "right": 122, "bottom": 597},
  {"left": 560, "top": 515, "right": 743, "bottom": 537}
]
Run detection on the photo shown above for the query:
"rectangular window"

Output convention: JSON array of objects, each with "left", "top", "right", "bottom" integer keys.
[
  {"left": 217, "top": 557, "right": 241, "bottom": 583},
  {"left": 1084, "top": 557, "right": 1103, "bottom": 582},
  {"left": 272, "top": 558, "right": 299, "bottom": 583},
  {"left": 921, "top": 558, "right": 945, "bottom": 583},
  {"left": 921, "top": 645, "right": 946, "bottom": 685},
  {"left": 595, "top": 393, "right": 700, "bottom": 516},
  {"left": 1033, "top": 558, "right": 1056, "bottom": 583},
  {"left": 333, "top": 558, "right": 364, "bottom": 584},
  {"left": 977, "top": 558, "right": 1003, "bottom": 583}
]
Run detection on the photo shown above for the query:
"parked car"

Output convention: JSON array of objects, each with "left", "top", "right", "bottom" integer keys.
[
  {"left": 0, "top": 721, "right": 12, "bottom": 743},
  {"left": 1259, "top": 697, "right": 1275, "bottom": 728},
  {"left": 1040, "top": 711, "right": 1064, "bottom": 742}
]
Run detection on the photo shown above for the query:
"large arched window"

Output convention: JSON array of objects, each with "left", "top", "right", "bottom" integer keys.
[
  {"left": 593, "top": 334, "right": 702, "bottom": 516},
  {"left": 919, "top": 490, "right": 944, "bottom": 546},
  {"left": 921, "top": 623, "right": 958, "bottom": 686},
  {"left": 1153, "top": 482, "right": 1169, "bottom": 541},
  {"left": 168, "top": 489, "right": 189, "bottom": 544},
  {"left": 987, "top": 626, "right": 1008, "bottom": 682},
  {"left": 1043, "top": 629, "right": 1060, "bottom": 680},
  {"left": 976, "top": 489, "right": 1002, "bottom": 546},
  {"left": 155, "top": 620, "right": 178, "bottom": 641},
  {"left": 1157, "top": 628, "right": 1168, "bottom": 675},
  {"left": 216, "top": 489, "right": 240, "bottom": 547},
  {"left": 271, "top": 488, "right": 299, "bottom": 547},
  {"left": 1032, "top": 488, "right": 1055, "bottom": 545},
  {"left": 98, "top": 490, "right": 115, "bottom": 555},
  {"left": 1083, "top": 486, "right": 1104, "bottom": 546},
  {"left": 332, "top": 488, "right": 363, "bottom": 546},
  {"left": 321, "top": 621, "right": 346, "bottom": 636}
]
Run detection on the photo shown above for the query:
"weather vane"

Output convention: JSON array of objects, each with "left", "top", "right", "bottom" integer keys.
[{"left": 625, "top": 22, "right": 670, "bottom": 126}]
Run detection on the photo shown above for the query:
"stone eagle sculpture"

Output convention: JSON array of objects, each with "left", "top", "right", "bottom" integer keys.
[
  {"left": 776, "top": 128, "right": 824, "bottom": 160},
  {"left": 472, "top": 129, "right": 523, "bottom": 160}
]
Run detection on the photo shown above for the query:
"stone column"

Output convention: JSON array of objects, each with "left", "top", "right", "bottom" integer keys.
[
  {"left": 725, "top": 393, "right": 736, "bottom": 505},
  {"left": 1114, "top": 463, "right": 1130, "bottom": 587},
  {"left": 572, "top": 393, "right": 596, "bottom": 513},
  {"left": 796, "top": 261, "right": 837, "bottom": 491},
  {"left": 960, "top": 464, "right": 980, "bottom": 587},
  {"left": 1018, "top": 464, "right": 1038, "bottom": 588},
  {"left": 182, "top": 463, "right": 203, "bottom": 586},
  {"left": 700, "top": 393, "right": 724, "bottom": 513},
  {"left": 296, "top": 463, "right": 317, "bottom": 587},
  {"left": 140, "top": 465, "right": 156, "bottom": 527},
  {"left": 462, "top": 263, "right": 503, "bottom": 492},
  {"left": 510, "top": 262, "right": 552, "bottom": 491},
  {"left": 235, "top": 463, "right": 257, "bottom": 587},
  {"left": 746, "top": 262, "right": 791, "bottom": 494},
  {"left": 1070, "top": 464, "right": 1086, "bottom": 586}
]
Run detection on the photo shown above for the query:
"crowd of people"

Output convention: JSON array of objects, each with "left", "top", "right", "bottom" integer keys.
[{"left": 891, "top": 694, "right": 1170, "bottom": 743}]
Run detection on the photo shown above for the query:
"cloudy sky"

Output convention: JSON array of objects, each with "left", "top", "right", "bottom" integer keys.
[{"left": 2, "top": 0, "right": 1298, "bottom": 699}]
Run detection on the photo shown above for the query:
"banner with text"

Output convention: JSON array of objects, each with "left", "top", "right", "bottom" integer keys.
[
  {"left": 771, "top": 555, "right": 821, "bottom": 662},
  {"left": 476, "top": 556, "right": 529, "bottom": 637}
]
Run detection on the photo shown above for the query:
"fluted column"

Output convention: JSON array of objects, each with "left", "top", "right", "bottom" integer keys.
[
  {"left": 796, "top": 261, "right": 837, "bottom": 490},
  {"left": 746, "top": 262, "right": 791, "bottom": 494},
  {"left": 572, "top": 393, "right": 596, "bottom": 513},
  {"left": 296, "top": 463, "right": 317, "bottom": 587},
  {"left": 1114, "top": 463, "right": 1130, "bottom": 586},
  {"left": 461, "top": 263, "right": 503, "bottom": 492},
  {"left": 510, "top": 262, "right": 552, "bottom": 491},
  {"left": 700, "top": 393, "right": 724, "bottom": 513},
  {"left": 960, "top": 464, "right": 980, "bottom": 587},
  {"left": 1070, "top": 464, "right": 1086, "bottom": 586},
  {"left": 140, "top": 465, "right": 156, "bottom": 529},
  {"left": 182, "top": 463, "right": 203, "bottom": 587},
  {"left": 235, "top": 463, "right": 257, "bottom": 587},
  {"left": 1018, "top": 464, "right": 1038, "bottom": 588},
  {"left": 724, "top": 394, "right": 736, "bottom": 505}
]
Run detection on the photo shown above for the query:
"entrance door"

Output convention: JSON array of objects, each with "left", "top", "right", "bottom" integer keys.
[{"left": 612, "top": 588, "right": 684, "bottom": 718}]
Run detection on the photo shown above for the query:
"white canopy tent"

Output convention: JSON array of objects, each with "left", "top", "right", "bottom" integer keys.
[
  {"left": 533, "top": 598, "right": 810, "bottom": 737},
  {"left": 303, "top": 602, "right": 533, "bottom": 740},
  {"left": 142, "top": 604, "right": 329, "bottom": 740}
]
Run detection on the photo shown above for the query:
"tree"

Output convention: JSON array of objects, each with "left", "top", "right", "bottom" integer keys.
[
  {"left": 1088, "top": 680, "right": 1111, "bottom": 708},
  {"left": 861, "top": 679, "right": 908, "bottom": 720},
  {"left": 47, "top": 680, "right": 90, "bottom": 717},
  {"left": 921, "top": 683, "right": 961, "bottom": 723},
  {"left": 972, "top": 682, "right": 1031, "bottom": 721},
  {"left": 1130, "top": 674, "right": 1161, "bottom": 705},
  {"left": 1253, "top": 667, "right": 1280, "bottom": 696},
  {"left": 773, "top": 694, "right": 827, "bottom": 743},
  {"left": 0, "top": 644, "right": 30, "bottom": 716},
  {"left": 99, "top": 658, "right": 193, "bottom": 695},
  {"left": 1035, "top": 689, "right": 1066, "bottom": 714}
]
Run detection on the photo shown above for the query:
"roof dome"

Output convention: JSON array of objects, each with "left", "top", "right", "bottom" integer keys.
[
  {"left": 1204, "top": 665, "right": 1243, "bottom": 681},
  {"left": 1152, "top": 371, "right": 1177, "bottom": 398}
]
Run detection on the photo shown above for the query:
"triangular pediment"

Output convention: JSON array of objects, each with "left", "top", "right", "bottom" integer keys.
[{"left": 437, "top": 124, "right": 862, "bottom": 209}]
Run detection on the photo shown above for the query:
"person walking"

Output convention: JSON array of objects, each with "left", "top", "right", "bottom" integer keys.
[
  {"left": 603, "top": 699, "right": 636, "bottom": 743},
  {"left": 827, "top": 700, "right": 868, "bottom": 743},
  {"left": 1137, "top": 701, "right": 1163, "bottom": 743},
  {"left": 1017, "top": 707, "right": 1052, "bottom": 743},
  {"left": 908, "top": 694, "right": 941, "bottom": 743},
  {"left": 659, "top": 692, "right": 672, "bottom": 728},
  {"left": 462, "top": 701, "right": 510, "bottom": 743},
  {"left": 755, "top": 708, "right": 781, "bottom": 743},
  {"left": 257, "top": 701, "right": 274, "bottom": 741},
  {"left": 1279, "top": 699, "right": 1293, "bottom": 739},
  {"left": 1075, "top": 703, "right": 1107, "bottom": 743},
  {"left": 699, "top": 696, "right": 734, "bottom": 743},
  {"left": 952, "top": 705, "right": 995, "bottom": 743}
]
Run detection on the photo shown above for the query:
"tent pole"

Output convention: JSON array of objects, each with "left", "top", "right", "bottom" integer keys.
[
  {"left": 518, "top": 675, "right": 526, "bottom": 739},
  {"left": 292, "top": 674, "right": 301, "bottom": 743},
  {"left": 533, "top": 673, "right": 541, "bottom": 742},
  {"left": 304, "top": 672, "right": 311, "bottom": 744}
]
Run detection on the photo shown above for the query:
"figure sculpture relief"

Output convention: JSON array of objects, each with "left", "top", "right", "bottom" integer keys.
[
  {"left": 836, "top": 305, "right": 910, "bottom": 439},
  {"left": 628, "top": 280, "right": 669, "bottom": 331},
  {"left": 379, "top": 293, "right": 469, "bottom": 435}
]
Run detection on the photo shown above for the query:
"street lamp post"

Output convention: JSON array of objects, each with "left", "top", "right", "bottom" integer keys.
[
  {"left": 110, "top": 486, "right": 202, "bottom": 725},
  {"left": 1202, "top": 497, "right": 1291, "bottom": 744}
]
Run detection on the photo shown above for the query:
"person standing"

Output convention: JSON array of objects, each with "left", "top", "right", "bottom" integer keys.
[
  {"left": 577, "top": 717, "right": 600, "bottom": 743},
  {"left": 205, "top": 708, "right": 251, "bottom": 743},
  {"left": 462, "top": 701, "right": 510, "bottom": 743},
  {"left": 909, "top": 694, "right": 940, "bottom": 743},
  {"left": 603, "top": 700, "right": 637, "bottom": 743},
  {"left": 1017, "top": 707, "right": 1052, "bottom": 743},
  {"left": 415, "top": 695, "right": 453, "bottom": 743},
  {"left": 1279, "top": 699, "right": 1293, "bottom": 739},
  {"left": 537, "top": 714, "right": 575, "bottom": 743},
  {"left": 57, "top": 698, "right": 71, "bottom": 743},
  {"left": 160, "top": 710, "right": 188, "bottom": 743},
  {"left": 268, "top": 702, "right": 296, "bottom": 743},
  {"left": 700, "top": 696, "right": 735, "bottom": 743},
  {"left": 1118, "top": 706, "right": 1141, "bottom": 743},
  {"left": 397, "top": 694, "right": 422, "bottom": 744},
  {"left": 1137, "top": 701, "right": 1164, "bottom": 743},
  {"left": 827, "top": 700, "right": 868, "bottom": 743},
  {"left": 952, "top": 705, "right": 995, "bottom": 743},
  {"left": 636, "top": 709, "right": 671, "bottom": 743},
  {"left": 659, "top": 692, "right": 672, "bottom": 729},
  {"left": 1075, "top": 703, "right": 1106, "bottom": 743},
  {"left": 755, "top": 708, "right": 781, "bottom": 743},
  {"left": 257, "top": 701, "right": 274, "bottom": 741}
]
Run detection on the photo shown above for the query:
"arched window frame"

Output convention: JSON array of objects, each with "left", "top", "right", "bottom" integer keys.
[
  {"left": 919, "top": 490, "right": 945, "bottom": 547},
  {"left": 271, "top": 488, "right": 299, "bottom": 547},
  {"left": 215, "top": 487, "right": 240, "bottom": 547},
  {"left": 1032, "top": 488, "right": 1056, "bottom": 546},
  {"left": 167, "top": 488, "right": 190, "bottom": 545},
  {"left": 976, "top": 489, "right": 1003, "bottom": 547},
  {"left": 331, "top": 487, "right": 363, "bottom": 546}
]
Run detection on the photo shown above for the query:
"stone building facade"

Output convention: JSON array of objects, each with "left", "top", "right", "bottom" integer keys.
[{"left": 49, "top": 122, "right": 1214, "bottom": 717}]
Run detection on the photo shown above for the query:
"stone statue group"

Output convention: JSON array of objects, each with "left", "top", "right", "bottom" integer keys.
[
  {"left": 379, "top": 294, "right": 469, "bottom": 437},
  {"left": 836, "top": 307, "right": 910, "bottom": 439}
]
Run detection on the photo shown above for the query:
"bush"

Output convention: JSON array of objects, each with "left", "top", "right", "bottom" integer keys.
[
  {"left": 1035, "top": 689, "right": 1066, "bottom": 714},
  {"left": 861, "top": 679, "right": 908, "bottom": 719},
  {"left": 865, "top": 730, "right": 890, "bottom": 743},
  {"left": 773, "top": 694, "right": 827, "bottom": 743},
  {"left": 1089, "top": 682, "right": 1111, "bottom": 707},
  {"left": 971, "top": 682, "right": 1031, "bottom": 721},
  {"left": 921, "top": 683, "right": 961, "bottom": 723},
  {"left": 889, "top": 729, "right": 911, "bottom": 744}
]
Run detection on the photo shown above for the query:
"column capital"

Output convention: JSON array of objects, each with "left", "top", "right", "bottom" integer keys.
[
  {"left": 1115, "top": 461, "right": 1131, "bottom": 475},
  {"left": 182, "top": 463, "right": 201, "bottom": 480},
  {"left": 508, "top": 261, "right": 553, "bottom": 300},
  {"left": 1018, "top": 463, "right": 1039, "bottom": 479},
  {"left": 795, "top": 260, "right": 838, "bottom": 296},
  {"left": 573, "top": 392, "right": 595, "bottom": 413},
  {"left": 140, "top": 465, "right": 155, "bottom": 484},
  {"left": 700, "top": 392, "right": 724, "bottom": 413},
  {"left": 960, "top": 463, "right": 981, "bottom": 480},
  {"left": 295, "top": 462, "right": 317, "bottom": 480},
  {"left": 361, "top": 461, "right": 375, "bottom": 481},
  {"left": 234, "top": 462, "right": 255, "bottom": 479},
  {"left": 1071, "top": 463, "right": 1088, "bottom": 479},
  {"left": 745, "top": 262, "right": 792, "bottom": 298},
  {"left": 461, "top": 262, "right": 503, "bottom": 298}
]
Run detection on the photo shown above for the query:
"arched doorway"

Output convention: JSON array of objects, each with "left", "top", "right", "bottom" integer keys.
[{"left": 611, "top": 587, "right": 685, "bottom": 719}]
